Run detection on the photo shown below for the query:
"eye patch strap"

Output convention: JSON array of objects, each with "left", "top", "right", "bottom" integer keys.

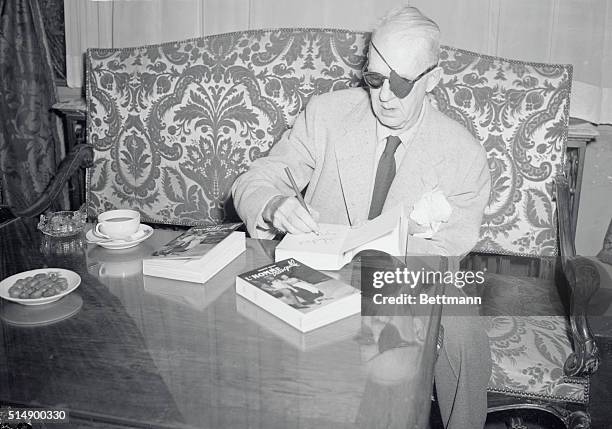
[
  {"left": 370, "top": 41, "right": 413, "bottom": 98},
  {"left": 370, "top": 41, "right": 393, "bottom": 71}
]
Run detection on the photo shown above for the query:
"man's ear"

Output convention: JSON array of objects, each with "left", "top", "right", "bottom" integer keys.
[{"left": 425, "top": 66, "right": 442, "bottom": 92}]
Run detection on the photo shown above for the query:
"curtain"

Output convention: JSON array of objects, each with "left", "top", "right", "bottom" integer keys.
[
  {"left": 64, "top": 0, "right": 612, "bottom": 124},
  {"left": 0, "top": 0, "right": 64, "bottom": 211}
]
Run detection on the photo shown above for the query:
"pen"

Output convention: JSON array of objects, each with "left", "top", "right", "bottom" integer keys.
[{"left": 284, "top": 167, "right": 320, "bottom": 235}]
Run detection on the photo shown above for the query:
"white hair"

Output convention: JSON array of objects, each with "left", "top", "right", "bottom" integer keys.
[{"left": 372, "top": 5, "right": 441, "bottom": 64}]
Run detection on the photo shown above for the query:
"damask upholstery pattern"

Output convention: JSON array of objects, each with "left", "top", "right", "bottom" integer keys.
[
  {"left": 482, "top": 272, "right": 587, "bottom": 403},
  {"left": 86, "top": 28, "right": 571, "bottom": 257},
  {"left": 86, "top": 30, "right": 366, "bottom": 227},
  {"left": 487, "top": 315, "right": 586, "bottom": 403},
  {"left": 431, "top": 50, "right": 571, "bottom": 257}
]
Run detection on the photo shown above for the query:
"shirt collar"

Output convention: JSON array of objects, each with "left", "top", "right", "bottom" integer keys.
[{"left": 376, "top": 103, "right": 426, "bottom": 147}]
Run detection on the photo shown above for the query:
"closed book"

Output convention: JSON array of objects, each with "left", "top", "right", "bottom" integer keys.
[
  {"left": 236, "top": 258, "right": 360, "bottom": 332},
  {"left": 143, "top": 223, "right": 245, "bottom": 283}
]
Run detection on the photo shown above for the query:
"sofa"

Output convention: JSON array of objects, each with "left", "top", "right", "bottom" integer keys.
[
  {"left": 85, "top": 29, "right": 569, "bottom": 255},
  {"left": 80, "top": 28, "right": 598, "bottom": 428}
]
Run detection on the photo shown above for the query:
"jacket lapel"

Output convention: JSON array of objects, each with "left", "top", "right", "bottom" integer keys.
[{"left": 334, "top": 99, "right": 377, "bottom": 225}]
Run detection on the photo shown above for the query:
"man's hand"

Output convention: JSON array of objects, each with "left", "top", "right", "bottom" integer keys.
[{"left": 262, "top": 195, "right": 320, "bottom": 234}]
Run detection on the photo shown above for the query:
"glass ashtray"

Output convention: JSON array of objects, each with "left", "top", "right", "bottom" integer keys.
[{"left": 38, "top": 208, "right": 87, "bottom": 237}]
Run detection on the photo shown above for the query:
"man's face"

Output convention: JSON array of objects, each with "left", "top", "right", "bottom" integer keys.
[{"left": 367, "top": 36, "right": 436, "bottom": 131}]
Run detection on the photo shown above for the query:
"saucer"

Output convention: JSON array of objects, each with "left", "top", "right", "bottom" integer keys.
[{"left": 86, "top": 224, "right": 153, "bottom": 249}]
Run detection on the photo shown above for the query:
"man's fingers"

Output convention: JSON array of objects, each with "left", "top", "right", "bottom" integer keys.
[
  {"left": 284, "top": 211, "right": 316, "bottom": 234},
  {"left": 274, "top": 210, "right": 308, "bottom": 234},
  {"left": 306, "top": 204, "right": 320, "bottom": 222},
  {"left": 293, "top": 206, "right": 319, "bottom": 232},
  {"left": 273, "top": 209, "right": 311, "bottom": 234},
  {"left": 272, "top": 198, "right": 319, "bottom": 234}
]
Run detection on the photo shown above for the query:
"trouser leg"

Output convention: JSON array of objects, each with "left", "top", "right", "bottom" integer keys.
[{"left": 434, "top": 313, "right": 491, "bottom": 429}]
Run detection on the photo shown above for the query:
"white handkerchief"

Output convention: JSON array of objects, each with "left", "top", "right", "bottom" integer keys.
[{"left": 410, "top": 188, "right": 452, "bottom": 239}]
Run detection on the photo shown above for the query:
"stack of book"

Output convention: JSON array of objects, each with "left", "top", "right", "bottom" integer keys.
[{"left": 143, "top": 223, "right": 244, "bottom": 283}]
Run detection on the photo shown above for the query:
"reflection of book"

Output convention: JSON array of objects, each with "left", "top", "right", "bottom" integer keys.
[
  {"left": 236, "top": 259, "right": 360, "bottom": 332},
  {"left": 236, "top": 295, "right": 360, "bottom": 351},
  {"left": 144, "top": 275, "right": 231, "bottom": 311},
  {"left": 275, "top": 206, "right": 408, "bottom": 270},
  {"left": 143, "top": 224, "right": 245, "bottom": 283}
]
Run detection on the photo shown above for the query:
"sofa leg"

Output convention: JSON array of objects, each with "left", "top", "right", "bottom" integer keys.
[
  {"left": 563, "top": 257, "right": 601, "bottom": 377},
  {"left": 568, "top": 410, "right": 591, "bottom": 429},
  {"left": 491, "top": 404, "right": 590, "bottom": 429}
]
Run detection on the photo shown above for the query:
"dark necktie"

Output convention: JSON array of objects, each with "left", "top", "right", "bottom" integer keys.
[{"left": 368, "top": 135, "right": 402, "bottom": 220}]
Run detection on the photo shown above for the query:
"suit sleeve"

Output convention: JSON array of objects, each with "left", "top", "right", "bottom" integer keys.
[
  {"left": 231, "top": 97, "right": 320, "bottom": 238},
  {"left": 405, "top": 146, "right": 490, "bottom": 257}
]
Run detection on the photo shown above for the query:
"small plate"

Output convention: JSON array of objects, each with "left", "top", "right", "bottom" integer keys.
[
  {"left": 0, "top": 293, "right": 83, "bottom": 326},
  {"left": 86, "top": 224, "right": 153, "bottom": 250},
  {"left": 0, "top": 268, "right": 81, "bottom": 306}
]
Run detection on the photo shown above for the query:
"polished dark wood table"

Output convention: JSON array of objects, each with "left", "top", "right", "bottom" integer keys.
[{"left": 0, "top": 218, "right": 444, "bottom": 429}]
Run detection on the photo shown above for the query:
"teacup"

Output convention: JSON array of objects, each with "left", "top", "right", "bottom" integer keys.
[{"left": 95, "top": 209, "right": 140, "bottom": 240}]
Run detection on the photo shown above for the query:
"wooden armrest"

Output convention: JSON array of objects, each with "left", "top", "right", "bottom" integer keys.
[
  {"left": 555, "top": 174, "right": 601, "bottom": 376},
  {"left": 555, "top": 173, "right": 576, "bottom": 260},
  {"left": 10, "top": 144, "right": 94, "bottom": 218},
  {"left": 562, "top": 256, "right": 601, "bottom": 376}
]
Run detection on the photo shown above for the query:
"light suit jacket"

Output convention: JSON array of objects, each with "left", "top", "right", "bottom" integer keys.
[{"left": 232, "top": 88, "right": 491, "bottom": 256}]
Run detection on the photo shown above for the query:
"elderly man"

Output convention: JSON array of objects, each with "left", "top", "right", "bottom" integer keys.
[{"left": 233, "top": 6, "right": 491, "bottom": 429}]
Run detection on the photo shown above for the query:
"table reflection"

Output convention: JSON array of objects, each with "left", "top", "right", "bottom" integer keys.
[
  {"left": 0, "top": 293, "right": 83, "bottom": 327},
  {"left": 0, "top": 219, "right": 442, "bottom": 428}
]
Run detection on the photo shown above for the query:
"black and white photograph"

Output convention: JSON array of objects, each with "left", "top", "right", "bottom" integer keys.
[{"left": 0, "top": 1, "right": 611, "bottom": 428}]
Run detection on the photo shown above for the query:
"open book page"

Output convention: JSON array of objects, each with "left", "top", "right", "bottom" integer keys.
[
  {"left": 275, "top": 206, "right": 407, "bottom": 270},
  {"left": 276, "top": 223, "right": 349, "bottom": 255},
  {"left": 341, "top": 206, "right": 404, "bottom": 253}
]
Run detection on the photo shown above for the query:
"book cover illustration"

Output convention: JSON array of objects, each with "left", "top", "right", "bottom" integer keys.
[
  {"left": 238, "top": 259, "right": 358, "bottom": 313},
  {"left": 151, "top": 223, "right": 242, "bottom": 260}
]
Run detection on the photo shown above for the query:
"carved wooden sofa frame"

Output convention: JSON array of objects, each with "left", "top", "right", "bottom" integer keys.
[{"left": 480, "top": 174, "right": 601, "bottom": 429}]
